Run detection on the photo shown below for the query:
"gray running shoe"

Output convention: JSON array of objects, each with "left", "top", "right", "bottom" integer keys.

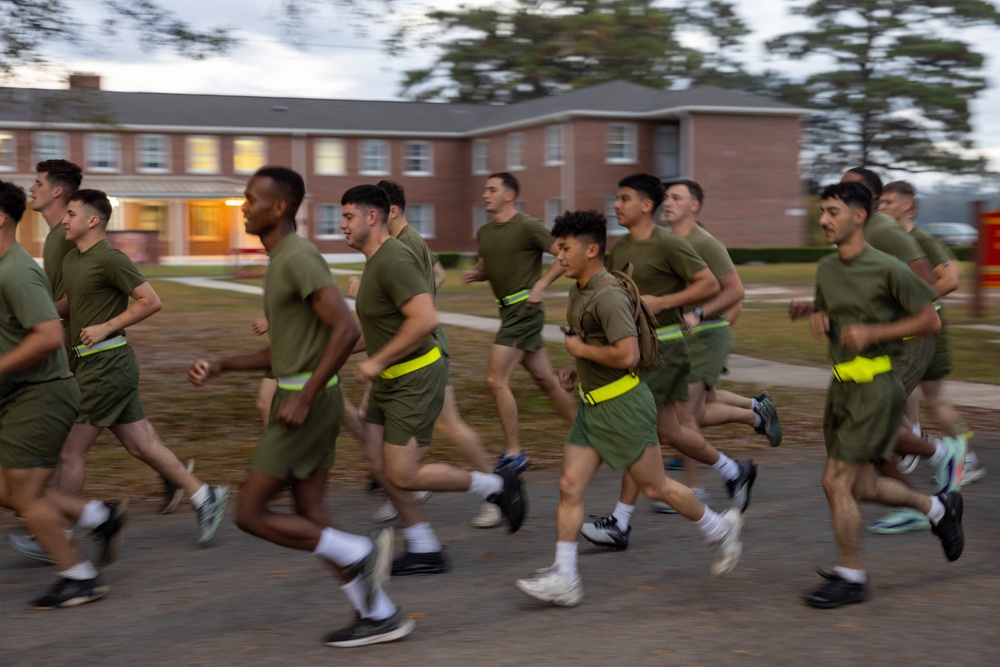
[
  {"left": 579, "top": 515, "right": 630, "bottom": 550},
  {"left": 160, "top": 459, "right": 195, "bottom": 515},
  {"left": 6, "top": 533, "right": 53, "bottom": 564},
  {"left": 323, "top": 609, "right": 415, "bottom": 647},
  {"left": 962, "top": 457, "right": 986, "bottom": 486},
  {"left": 753, "top": 395, "right": 782, "bottom": 447},
  {"left": 195, "top": 486, "right": 229, "bottom": 545},
  {"left": 651, "top": 488, "right": 711, "bottom": 514}
]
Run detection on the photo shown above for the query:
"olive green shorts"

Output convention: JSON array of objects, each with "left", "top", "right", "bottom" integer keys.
[
  {"left": 893, "top": 336, "right": 934, "bottom": 396},
  {"left": 366, "top": 359, "right": 447, "bottom": 446},
  {"left": 566, "top": 382, "right": 658, "bottom": 471},
  {"left": 0, "top": 377, "right": 80, "bottom": 469},
  {"left": 687, "top": 321, "right": 733, "bottom": 389},
  {"left": 253, "top": 383, "right": 341, "bottom": 480},
  {"left": 434, "top": 327, "right": 453, "bottom": 386},
  {"left": 923, "top": 319, "right": 951, "bottom": 382},
  {"left": 823, "top": 373, "right": 905, "bottom": 463},
  {"left": 74, "top": 347, "right": 145, "bottom": 427},
  {"left": 494, "top": 302, "right": 545, "bottom": 352},
  {"left": 639, "top": 337, "right": 690, "bottom": 406}
]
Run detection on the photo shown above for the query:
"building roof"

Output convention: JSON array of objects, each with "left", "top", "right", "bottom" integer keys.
[{"left": 0, "top": 80, "right": 806, "bottom": 137}]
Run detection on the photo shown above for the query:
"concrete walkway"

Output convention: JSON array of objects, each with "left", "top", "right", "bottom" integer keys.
[{"left": 163, "top": 277, "right": 1000, "bottom": 410}]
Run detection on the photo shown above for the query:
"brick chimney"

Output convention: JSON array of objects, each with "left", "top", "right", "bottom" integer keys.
[{"left": 68, "top": 73, "right": 102, "bottom": 90}]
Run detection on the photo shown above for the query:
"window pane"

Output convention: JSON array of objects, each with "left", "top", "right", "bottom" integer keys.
[
  {"left": 404, "top": 142, "right": 432, "bottom": 174},
  {"left": 545, "top": 198, "right": 562, "bottom": 228},
  {"left": 473, "top": 139, "right": 489, "bottom": 174},
  {"left": 607, "top": 124, "right": 636, "bottom": 162},
  {"left": 138, "top": 135, "right": 169, "bottom": 171},
  {"left": 315, "top": 139, "right": 346, "bottom": 175},
  {"left": 234, "top": 137, "right": 266, "bottom": 174},
  {"left": 87, "top": 134, "right": 120, "bottom": 170},
  {"left": 316, "top": 204, "right": 343, "bottom": 238},
  {"left": 408, "top": 204, "right": 434, "bottom": 237},
  {"left": 0, "top": 133, "right": 16, "bottom": 170},
  {"left": 33, "top": 132, "right": 67, "bottom": 162},
  {"left": 187, "top": 137, "right": 219, "bottom": 173},
  {"left": 360, "top": 140, "right": 388, "bottom": 174},
  {"left": 507, "top": 133, "right": 524, "bottom": 169},
  {"left": 545, "top": 126, "right": 563, "bottom": 164}
]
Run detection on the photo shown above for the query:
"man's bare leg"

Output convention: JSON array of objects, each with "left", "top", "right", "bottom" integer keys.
[{"left": 485, "top": 344, "right": 528, "bottom": 458}]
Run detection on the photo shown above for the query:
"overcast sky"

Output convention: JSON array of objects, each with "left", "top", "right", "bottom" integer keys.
[{"left": 13, "top": 0, "right": 1000, "bottom": 179}]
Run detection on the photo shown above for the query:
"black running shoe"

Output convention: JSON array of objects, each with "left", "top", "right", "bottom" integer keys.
[
  {"left": 931, "top": 491, "right": 964, "bottom": 561},
  {"left": 31, "top": 577, "right": 109, "bottom": 610},
  {"left": 91, "top": 500, "right": 129, "bottom": 567},
  {"left": 323, "top": 610, "right": 415, "bottom": 647},
  {"left": 391, "top": 550, "right": 450, "bottom": 576},
  {"left": 805, "top": 570, "right": 868, "bottom": 609},
  {"left": 725, "top": 459, "right": 758, "bottom": 513},
  {"left": 579, "top": 515, "right": 630, "bottom": 551},
  {"left": 488, "top": 466, "right": 527, "bottom": 533}
]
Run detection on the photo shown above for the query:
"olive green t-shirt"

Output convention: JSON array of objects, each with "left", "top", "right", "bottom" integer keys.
[
  {"left": 263, "top": 233, "right": 336, "bottom": 378},
  {"left": 910, "top": 226, "right": 955, "bottom": 268},
  {"left": 357, "top": 237, "right": 436, "bottom": 362},
  {"left": 62, "top": 239, "right": 147, "bottom": 347},
  {"left": 865, "top": 211, "right": 925, "bottom": 265},
  {"left": 566, "top": 269, "right": 638, "bottom": 392},
  {"left": 476, "top": 212, "right": 553, "bottom": 301},
  {"left": 395, "top": 224, "right": 436, "bottom": 295},
  {"left": 43, "top": 223, "right": 76, "bottom": 300},
  {"left": 0, "top": 243, "right": 71, "bottom": 395},
  {"left": 814, "top": 246, "right": 936, "bottom": 365},
  {"left": 682, "top": 223, "right": 736, "bottom": 308},
  {"left": 607, "top": 226, "right": 707, "bottom": 327}
]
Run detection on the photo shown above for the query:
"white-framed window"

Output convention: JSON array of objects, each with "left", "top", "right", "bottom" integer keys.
[
  {"left": 315, "top": 204, "right": 343, "bottom": 239},
  {"left": 472, "top": 139, "right": 489, "bottom": 174},
  {"left": 507, "top": 133, "right": 524, "bottom": 170},
  {"left": 0, "top": 132, "right": 16, "bottom": 171},
  {"left": 606, "top": 195, "right": 627, "bottom": 236},
  {"left": 545, "top": 126, "right": 563, "bottom": 165},
  {"left": 472, "top": 203, "right": 488, "bottom": 236},
  {"left": 403, "top": 141, "right": 433, "bottom": 175},
  {"left": 359, "top": 140, "right": 389, "bottom": 175},
  {"left": 315, "top": 138, "right": 346, "bottom": 175},
  {"left": 234, "top": 137, "right": 267, "bottom": 174},
  {"left": 408, "top": 204, "right": 434, "bottom": 238},
  {"left": 545, "top": 198, "right": 562, "bottom": 228},
  {"left": 136, "top": 135, "right": 170, "bottom": 173},
  {"left": 33, "top": 132, "right": 67, "bottom": 163},
  {"left": 86, "top": 133, "right": 120, "bottom": 172},
  {"left": 187, "top": 136, "right": 219, "bottom": 173},
  {"left": 607, "top": 123, "right": 638, "bottom": 163}
]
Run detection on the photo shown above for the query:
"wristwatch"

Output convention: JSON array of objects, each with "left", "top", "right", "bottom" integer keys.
[{"left": 693, "top": 306, "right": 704, "bottom": 322}]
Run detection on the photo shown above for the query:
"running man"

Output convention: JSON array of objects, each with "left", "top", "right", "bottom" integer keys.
[
  {"left": 0, "top": 180, "right": 126, "bottom": 609},
  {"left": 579, "top": 174, "right": 757, "bottom": 550},
  {"left": 515, "top": 209, "right": 743, "bottom": 607},
  {"left": 461, "top": 172, "right": 575, "bottom": 472},
  {"left": 189, "top": 166, "right": 408, "bottom": 647},
  {"left": 341, "top": 184, "right": 526, "bottom": 577},
  {"left": 789, "top": 181, "right": 963, "bottom": 608}
]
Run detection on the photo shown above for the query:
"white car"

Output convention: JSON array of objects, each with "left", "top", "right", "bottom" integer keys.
[{"left": 920, "top": 222, "right": 978, "bottom": 246}]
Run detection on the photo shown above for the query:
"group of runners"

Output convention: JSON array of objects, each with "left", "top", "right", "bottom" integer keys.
[{"left": 0, "top": 158, "right": 979, "bottom": 646}]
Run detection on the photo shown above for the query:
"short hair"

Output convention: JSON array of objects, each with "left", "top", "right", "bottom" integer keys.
[
  {"left": 883, "top": 180, "right": 916, "bottom": 200},
  {"left": 69, "top": 189, "right": 113, "bottom": 227},
  {"left": 845, "top": 167, "right": 883, "bottom": 199},
  {"left": 341, "top": 184, "right": 390, "bottom": 223},
  {"left": 0, "top": 180, "right": 27, "bottom": 224},
  {"left": 551, "top": 209, "right": 607, "bottom": 255},
  {"left": 488, "top": 172, "right": 520, "bottom": 198},
  {"left": 820, "top": 182, "right": 872, "bottom": 220},
  {"left": 618, "top": 174, "right": 665, "bottom": 208},
  {"left": 254, "top": 166, "right": 305, "bottom": 220},
  {"left": 35, "top": 159, "right": 83, "bottom": 202},
  {"left": 377, "top": 179, "right": 406, "bottom": 211},
  {"left": 666, "top": 179, "right": 705, "bottom": 206}
]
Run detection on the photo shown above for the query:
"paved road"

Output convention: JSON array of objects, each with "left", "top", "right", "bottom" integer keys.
[{"left": 2, "top": 436, "right": 998, "bottom": 666}]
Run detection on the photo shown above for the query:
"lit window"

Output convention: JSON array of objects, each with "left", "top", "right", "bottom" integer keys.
[
  {"left": 315, "top": 139, "right": 346, "bottom": 175},
  {"left": 86, "top": 134, "right": 120, "bottom": 171},
  {"left": 407, "top": 204, "right": 434, "bottom": 237},
  {"left": 545, "top": 198, "right": 562, "bottom": 228},
  {"left": 607, "top": 123, "right": 637, "bottom": 163},
  {"left": 137, "top": 135, "right": 170, "bottom": 173},
  {"left": 359, "top": 140, "right": 389, "bottom": 175},
  {"left": 33, "top": 132, "right": 67, "bottom": 162},
  {"left": 404, "top": 142, "right": 433, "bottom": 175},
  {"left": 507, "top": 133, "right": 524, "bottom": 170},
  {"left": 187, "top": 136, "right": 219, "bottom": 173},
  {"left": 472, "top": 139, "right": 489, "bottom": 174},
  {"left": 545, "top": 126, "right": 563, "bottom": 165},
  {"left": 316, "top": 204, "right": 343, "bottom": 239},
  {"left": 234, "top": 137, "right": 266, "bottom": 174},
  {"left": 0, "top": 133, "right": 16, "bottom": 171}
]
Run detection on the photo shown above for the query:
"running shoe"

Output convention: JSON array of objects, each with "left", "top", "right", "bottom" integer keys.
[
  {"left": 471, "top": 502, "right": 502, "bottom": 528},
  {"left": 707, "top": 508, "right": 743, "bottom": 577},
  {"left": 896, "top": 454, "right": 920, "bottom": 475},
  {"left": 579, "top": 515, "right": 630, "bottom": 550},
  {"left": 515, "top": 566, "right": 583, "bottom": 607},
  {"left": 391, "top": 550, "right": 450, "bottom": 576},
  {"left": 753, "top": 395, "right": 782, "bottom": 447},
  {"left": 867, "top": 507, "right": 930, "bottom": 534},
  {"left": 931, "top": 491, "right": 964, "bottom": 562},
  {"left": 31, "top": 576, "right": 109, "bottom": 610},
  {"left": 651, "top": 488, "right": 711, "bottom": 514},
  {"left": 196, "top": 485, "right": 229, "bottom": 545},
  {"left": 349, "top": 527, "right": 394, "bottom": 608},
  {"left": 92, "top": 500, "right": 129, "bottom": 567},
  {"left": 160, "top": 459, "right": 194, "bottom": 515},
  {"left": 805, "top": 570, "right": 868, "bottom": 609},
  {"left": 962, "top": 456, "right": 986, "bottom": 486},
  {"left": 6, "top": 533, "right": 53, "bottom": 564},
  {"left": 488, "top": 466, "right": 527, "bottom": 533},
  {"left": 323, "top": 610, "right": 415, "bottom": 647},
  {"left": 663, "top": 458, "right": 684, "bottom": 471},
  {"left": 493, "top": 450, "right": 530, "bottom": 474},
  {"left": 931, "top": 437, "right": 964, "bottom": 494},
  {"left": 371, "top": 491, "right": 432, "bottom": 523},
  {"left": 725, "top": 459, "right": 759, "bottom": 513}
]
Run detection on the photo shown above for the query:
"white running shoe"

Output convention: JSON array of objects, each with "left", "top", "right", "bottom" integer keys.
[
  {"left": 708, "top": 508, "right": 743, "bottom": 577},
  {"left": 515, "top": 566, "right": 583, "bottom": 607},
  {"left": 371, "top": 491, "right": 432, "bottom": 522},
  {"left": 471, "top": 502, "right": 502, "bottom": 528}
]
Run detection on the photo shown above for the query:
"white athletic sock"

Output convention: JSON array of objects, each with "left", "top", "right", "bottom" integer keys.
[
  {"left": 468, "top": 471, "right": 504, "bottom": 498},
  {"left": 966, "top": 451, "right": 980, "bottom": 466},
  {"left": 313, "top": 527, "right": 372, "bottom": 568},
  {"left": 695, "top": 506, "right": 729, "bottom": 542},
  {"left": 752, "top": 412, "right": 762, "bottom": 428},
  {"left": 712, "top": 454, "right": 740, "bottom": 482},
  {"left": 929, "top": 441, "right": 948, "bottom": 466},
  {"left": 912, "top": 422, "right": 922, "bottom": 438},
  {"left": 402, "top": 522, "right": 441, "bottom": 554},
  {"left": 189, "top": 484, "right": 210, "bottom": 509},
  {"left": 611, "top": 502, "right": 634, "bottom": 532},
  {"left": 555, "top": 541, "right": 579, "bottom": 582},
  {"left": 76, "top": 500, "right": 110, "bottom": 530},
  {"left": 367, "top": 585, "right": 398, "bottom": 621},
  {"left": 340, "top": 575, "right": 369, "bottom": 618},
  {"left": 834, "top": 566, "right": 867, "bottom": 584},
  {"left": 749, "top": 397, "right": 759, "bottom": 411},
  {"left": 60, "top": 561, "right": 99, "bottom": 581},
  {"left": 927, "top": 495, "right": 945, "bottom": 525}
]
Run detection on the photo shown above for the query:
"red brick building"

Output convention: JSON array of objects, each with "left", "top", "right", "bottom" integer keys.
[{"left": 0, "top": 78, "right": 806, "bottom": 260}]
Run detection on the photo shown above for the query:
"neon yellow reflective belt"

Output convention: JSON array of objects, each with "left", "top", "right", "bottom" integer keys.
[
  {"left": 379, "top": 346, "right": 442, "bottom": 380},
  {"left": 656, "top": 325, "right": 683, "bottom": 341},
  {"left": 495, "top": 290, "right": 530, "bottom": 307},
  {"left": 692, "top": 319, "right": 731, "bottom": 334},
  {"left": 831, "top": 355, "right": 892, "bottom": 383},
  {"left": 276, "top": 373, "right": 339, "bottom": 391},
  {"left": 73, "top": 335, "right": 127, "bottom": 358},
  {"left": 934, "top": 302, "right": 942, "bottom": 312},
  {"left": 579, "top": 372, "right": 640, "bottom": 405}
]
